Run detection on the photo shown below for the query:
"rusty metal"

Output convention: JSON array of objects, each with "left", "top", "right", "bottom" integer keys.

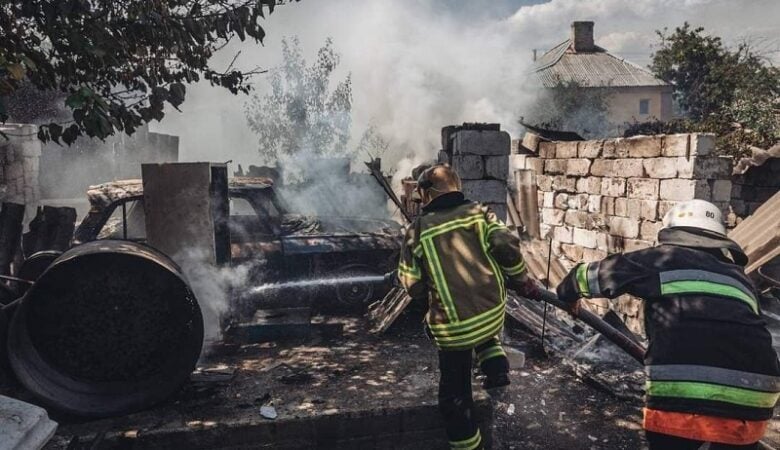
[
  {"left": 729, "top": 191, "right": 780, "bottom": 275},
  {"left": 7, "top": 240, "right": 203, "bottom": 417}
]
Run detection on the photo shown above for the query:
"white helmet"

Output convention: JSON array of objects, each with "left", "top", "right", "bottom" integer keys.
[{"left": 661, "top": 199, "right": 726, "bottom": 235}]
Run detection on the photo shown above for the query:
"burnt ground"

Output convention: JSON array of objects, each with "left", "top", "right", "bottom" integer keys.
[{"left": 10, "top": 307, "right": 778, "bottom": 449}]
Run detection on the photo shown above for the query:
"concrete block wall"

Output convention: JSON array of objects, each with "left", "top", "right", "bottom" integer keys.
[
  {"left": 730, "top": 159, "right": 780, "bottom": 223},
  {"left": 524, "top": 133, "right": 733, "bottom": 333},
  {"left": 443, "top": 126, "right": 511, "bottom": 221},
  {"left": 0, "top": 124, "right": 41, "bottom": 220}
]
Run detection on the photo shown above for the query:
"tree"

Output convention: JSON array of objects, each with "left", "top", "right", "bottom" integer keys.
[
  {"left": 0, "top": 0, "right": 296, "bottom": 144},
  {"left": 525, "top": 77, "right": 613, "bottom": 139},
  {"left": 245, "top": 36, "right": 353, "bottom": 161},
  {"left": 649, "top": 23, "right": 780, "bottom": 154}
]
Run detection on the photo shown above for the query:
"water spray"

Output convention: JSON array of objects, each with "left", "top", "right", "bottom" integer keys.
[{"left": 247, "top": 273, "right": 392, "bottom": 296}]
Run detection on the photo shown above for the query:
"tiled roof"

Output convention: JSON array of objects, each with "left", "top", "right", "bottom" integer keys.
[{"left": 533, "top": 39, "right": 669, "bottom": 88}]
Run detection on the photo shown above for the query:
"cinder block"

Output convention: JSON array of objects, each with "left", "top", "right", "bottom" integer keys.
[
  {"left": 567, "top": 193, "right": 589, "bottom": 210},
  {"left": 607, "top": 216, "right": 640, "bottom": 238},
  {"left": 566, "top": 159, "right": 591, "bottom": 176},
  {"left": 600, "top": 196, "right": 616, "bottom": 215},
  {"left": 595, "top": 232, "right": 609, "bottom": 252},
  {"left": 613, "top": 159, "right": 645, "bottom": 178},
  {"left": 583, "top": 248, "right": 608, "bottom": 262},
  {"left": 544, "top": 159, "right": 567, "bottom": 175},
  {"left": 601, "top": 178, "right": 626, "bottom": 197},
  {"left": 678, "top": 157, "right": 732, "bottom": 180},
  {"left": 622, "top": 135, "right": 663, "bottom": 158},
  {"left": 556, "top": 141, "right": 579, "bottom": 158},
  {"left": 614, "top": 197, "right": 628, "bottom": 217},
  {"left": 579, "top": 140, "right": 603, "bottom": 158},
  {"left": 537, "top": 175, "right": 553, "bottom": 191},
  {"left": 576, "top": 177, "right": 602, "bottom": 195},
  {"left": 627, "top": 178, "right": 660, "bottom": 200},
  {"left": 712, "top": 179, "right": 732, "bottom": 202},
  {"left": 561, "top": 243, "right": 584, "bottom": 262},
  {"left": 626, "top": 199, "right": 643, "bottom": 220},
  {"left": 602, "top": 139, "right": 619, "bottom": 158},
  {"left": 659, "top": 179, "right": 711, "bottom": 201},
  {"left": 639, "top": 200, "right": 658, "bottom": 221},
  {"left": 484, "top": 156, "right": 508, "bottom": 180},
  {"left": 643, "top": 158, "right": 678, "bottom": 179},
  {"left": 554, "top": 193, "right": 569, "bottom": 210},
  {"left": 551, "top": 175, "right": 577, "bottom": 192},
  {"left": 538, "top": 142, "right": 556, "bottom": 159},
  {"left": 509, "top": 154, "right": 527, "bottom": 171},
  {"left": 542, "top": 191, "right": 555, "bottom": 208},
  {"left": 573, "top": 227, "right": 599, "bottom": 249},
  {"left": 587, "top": 195, "right": 602, "bottom": 213},
  {"left": 461, "top": 180, "right": 507, "bottom": 203},
  {"left": 453, "top": 130, "right": 511, "bottom": 156},
  {"left": 552, "top": 225, "right": 573, "bottom": 244},
  {"left": 526, "top": 157, "right": 543, "bottom": 174},
  {"left": 690, "top": 133, "right": 715, "bottom": 156},
  {"left": 437, "top": 150, "right": 450, "bottom": 165},
  {"left": 452, "top": 155, "right": 484, "bottom": 179},
  {"left": 542, "top": 207, "right": 565, "bottom": 226},
  {"left": 624, "top": 238, "right": 653, "bottom": 252},
  {"left": 590, "top": 159, "right": 614, "bottom": 177},
  {"left": 521, "top": 132, "right": 541, "bottom": 153},
  {"left": 564, "top": 210, "right": 591, "bottom": 228},
  {"left": 640, "top": 220, "right": 662, "bottom": 241},
  {"left": 662, "top": 134, "right": 689, "bottom": 157}
]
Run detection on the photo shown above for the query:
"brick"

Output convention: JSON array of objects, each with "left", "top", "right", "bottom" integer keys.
[
  {"left": 461, "top": 180, "right": 506, "bottom": 203},
  {"left": 601, "top": 178, "right": 626, "bottom": 197},
  {"left": 521, "top": 132, "right": 541, "bottom": 153},
  {"left": 614, "top": 197, "right": 628, "bottom": 217},
  {"left": 561, "top": 243, "right": 584, "bottom": 262},
  {"left": 542, "top": 207, "right": 565, "bottom": 226},
  {"left": 600, "top": 196, "right": 616, "bottom": 215},
  {"left": 626, "top": 178, "right": 660, "bottom": 200},
  {"left": 551, "top": 175, "right": 577, "bottom": 192},
  {"left": 622, "top": 135, "right": 662, "bottom": 158},
  {"left": 509, "top": 154, "right": 526, "bottom": 171},
  {"left": 451, "top": 155, "right": 483, "bottom": 179},
  {"left": 564, "top": 210, "right": 591, "bottom": 228},
  {"left": 659, "top": 179, "right": 711, "bottom": 201},
  {"left": 579, "top": 140, "right": 603, "bottom": 158},
  {"left": 537, "top": 175, "right": 553, "bottom": 191},
  {"left": 573, "top": 227, "right": 598, "bottom": 249},
  {"left": 662, "top": 134, "right": 690, "bottom": 157},
  {"left": 624, "top": 238, "right": 653, "bottom": 252},
  {"left": 576, "top": 177, "right": 602, "bottom": 195},
  {"left": 690, "top": 133, "right": 715, "bottom": 156},
  {"left": 544, "top": 159, "right": 567, "bottom": 175},
  {"left": 526, "top": 157, "right": 543, "bottom": 174},
  {"left": 626, "top": 199, "right": 643, "bottom": 220},
  {"left": 678, "top": 157, "right": 732, "bottom": 180},
  {"left": 607, "top": 234, "right": 625, "bottom": 253},
  {"left": 712, "top": 179, "right": 732, "bottom": 202},
  {"left": 542, "top": 191, "right": 555, "bottom": 208},
  {"left": 643, "top": 158, "right": 678, "bottom": 178},
  {"left": 566, "top": 159, "right": 591, "bottom": 176},
  {"left": 538, "top": 142, "right": 556, "bottom": 159},
  {"left": 556, "top": 141, "right": 579, "bottom": 158},
  {"left": 595, "top": 232, "right": 609, "bottom": 252},
  {"left": 552, "top": 225, "right": 573, "bottom": 244},
  {"left": 602, "top": 139, "right": 619, "bottom": 158},
  {"left": 639, "top": 200, "right": 659, "bottom": 221},
  {"left": 583, "top": 248, "right": 608, "bottom": 263},
  {"left": 453, "top": 130, "right": 511, "bottom": 156},
  {"left": 587, "top": 195, "right": 602, "bottom": 213},
  {"left": 590, "top": 160, "right": 614, "bottom": 177},
  {"left": 613, "top": 159, "right": 645, "bottom": 178},
  {"left": 640, "top": 221, "right": 662, "bottom": 241},
  {"left": 484, "top": 156, "right": 508, "bottom": 180},
  {"left": 658, "top": 201, "right": 677, "bottom": 218},
  {"left": 554, "top": 193, "right": 569, "bottom": 209},
  {"left": 567, "top": 193, "right": 589, "bottom": 210},
  {"left": 607, "top": 216, "right": 640, "bottom": 238}
]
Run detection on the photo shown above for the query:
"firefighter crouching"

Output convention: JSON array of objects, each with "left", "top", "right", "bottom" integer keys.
[
  {"left": 397, "top": 164, "right": 542, "bottom": 450},
  {"left": 557, "top": 199, "right": 780, "bottom": 450}
]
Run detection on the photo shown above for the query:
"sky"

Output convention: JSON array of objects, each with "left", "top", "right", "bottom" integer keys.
[{"left": 151, "top": 0, "right": 780, "bottom": 170}]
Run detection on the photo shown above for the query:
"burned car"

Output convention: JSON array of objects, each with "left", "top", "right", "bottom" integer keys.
[{"left": 74, "top": 178, "right": 402, "bottom": 308}]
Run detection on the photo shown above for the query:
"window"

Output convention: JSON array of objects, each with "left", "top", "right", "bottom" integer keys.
[
  {"left": 639, "top": 99, "right": 650, "bottom": 115},
  {"left": 97, "top": 200, "right": 146, "bottom": 241}
]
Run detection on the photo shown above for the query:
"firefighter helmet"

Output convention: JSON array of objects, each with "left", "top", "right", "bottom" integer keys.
[{"left": 661, "top": 199, "right": 726, "bottom": 235}]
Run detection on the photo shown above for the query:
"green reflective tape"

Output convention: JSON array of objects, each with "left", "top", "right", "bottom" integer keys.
[
  {"left": 450, "top": 429, "right": 481, "bottom": 450},
  {"left": 428, "top": 300, "right": 505, "bottom": 332},
  {"left": 661, "top": 280, "right": 758, "bottom": 314},
  {"left": 575, "top": 263, "right": 590, "bottom": 297},
  {"left": 646, "top": 380, "right": 780, "bottom": 408},
  {"left": 420, "top": 214, "right": 484, "bottom": 239},
  {"left": 502, "top": 259, "right": 526, "bottom": 276},
  {"left": 477, "top": 346, "right": 505, "bottom": 364},
  {"left": 422, "top": 238, "right": 459, "bottom": 322}
]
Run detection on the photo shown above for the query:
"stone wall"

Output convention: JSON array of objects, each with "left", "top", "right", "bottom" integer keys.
[
  {"left": 440, "top": 125, "right": 510, "bottom": 221},
  {"left": 518, "top": 133, "right": 733, "bottom": 333},
  {"left": 0, "top": 124, "right": 41, "bottom": 220},
  {"left": 730, "top": 159, "right": 780, "bottom": 222}
]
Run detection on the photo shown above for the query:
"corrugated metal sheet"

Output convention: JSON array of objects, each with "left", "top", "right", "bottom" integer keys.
[
  {"left": 533, "top": 39, "right": 668, "bottom": 88},
  {"left": 729, "top": 191, "right": 780, "bottom": 274}
]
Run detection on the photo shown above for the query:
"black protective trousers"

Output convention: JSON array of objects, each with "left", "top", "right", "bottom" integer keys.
[
  {"left": 437, "top": 338, "right": 509, "bottom": 449},
  {"left": 646, "top": 431, "right": 759, "bottom": 450}
]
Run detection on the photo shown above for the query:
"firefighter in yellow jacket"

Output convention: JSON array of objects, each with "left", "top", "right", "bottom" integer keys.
[{"left": 397, "top": 164, "right": 541, "bottom": 450}]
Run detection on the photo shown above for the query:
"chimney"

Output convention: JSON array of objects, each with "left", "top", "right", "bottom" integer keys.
[{"left": 571, "top": 21, "right": 595, "bottom": 52}]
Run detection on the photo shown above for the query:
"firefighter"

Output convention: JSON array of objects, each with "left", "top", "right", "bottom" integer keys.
[
  {"left": 397, "top": 164, "right": 542, "bottom": 450},
  {"left": 556, "top": 199, "right": 780, "bottom": 450}
]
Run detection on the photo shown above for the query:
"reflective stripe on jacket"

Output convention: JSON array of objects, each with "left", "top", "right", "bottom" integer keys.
[{"left": 398, "top": 192, "right": 526, "bottom": 350}]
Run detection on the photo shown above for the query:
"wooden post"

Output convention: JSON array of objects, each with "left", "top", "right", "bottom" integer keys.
[
  {"left": 0, "top": 203, "right": 25, "bottom": 275},
  {"left": 514, "top": 169, "right": 540, "bottom": 239}
]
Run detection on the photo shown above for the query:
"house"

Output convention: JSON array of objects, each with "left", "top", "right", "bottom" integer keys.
[{"left": 533, "top": 21, "right": 673, "bottom": 128}]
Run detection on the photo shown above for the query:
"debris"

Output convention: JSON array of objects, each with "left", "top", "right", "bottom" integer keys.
[
  {"left": 191, "top": 365, "right": 236, "bottom": 383},
  {"left": 0, "top": 394, "right": 58, "bottom": 450},
  {"left": 505, "top": 346, "right": 526, "bottom": 369},
  {"left": 366, "top": 287, "right": 413, "bottom": 334},
  {"left": 506, "top": 404, "right": 515, "bottom": 415},
  {"left": 260, "top": 406, "right": 277, "bottom": 420}
]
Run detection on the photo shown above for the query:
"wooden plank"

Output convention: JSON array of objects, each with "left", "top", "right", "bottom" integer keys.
[{"left": 366, "top": 287, "right": 413, "bottom": 334}]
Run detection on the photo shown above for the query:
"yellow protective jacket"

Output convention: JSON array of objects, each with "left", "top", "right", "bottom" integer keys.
[{"left": 397, "top": 192, "right": 527, "bottom": 350}]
